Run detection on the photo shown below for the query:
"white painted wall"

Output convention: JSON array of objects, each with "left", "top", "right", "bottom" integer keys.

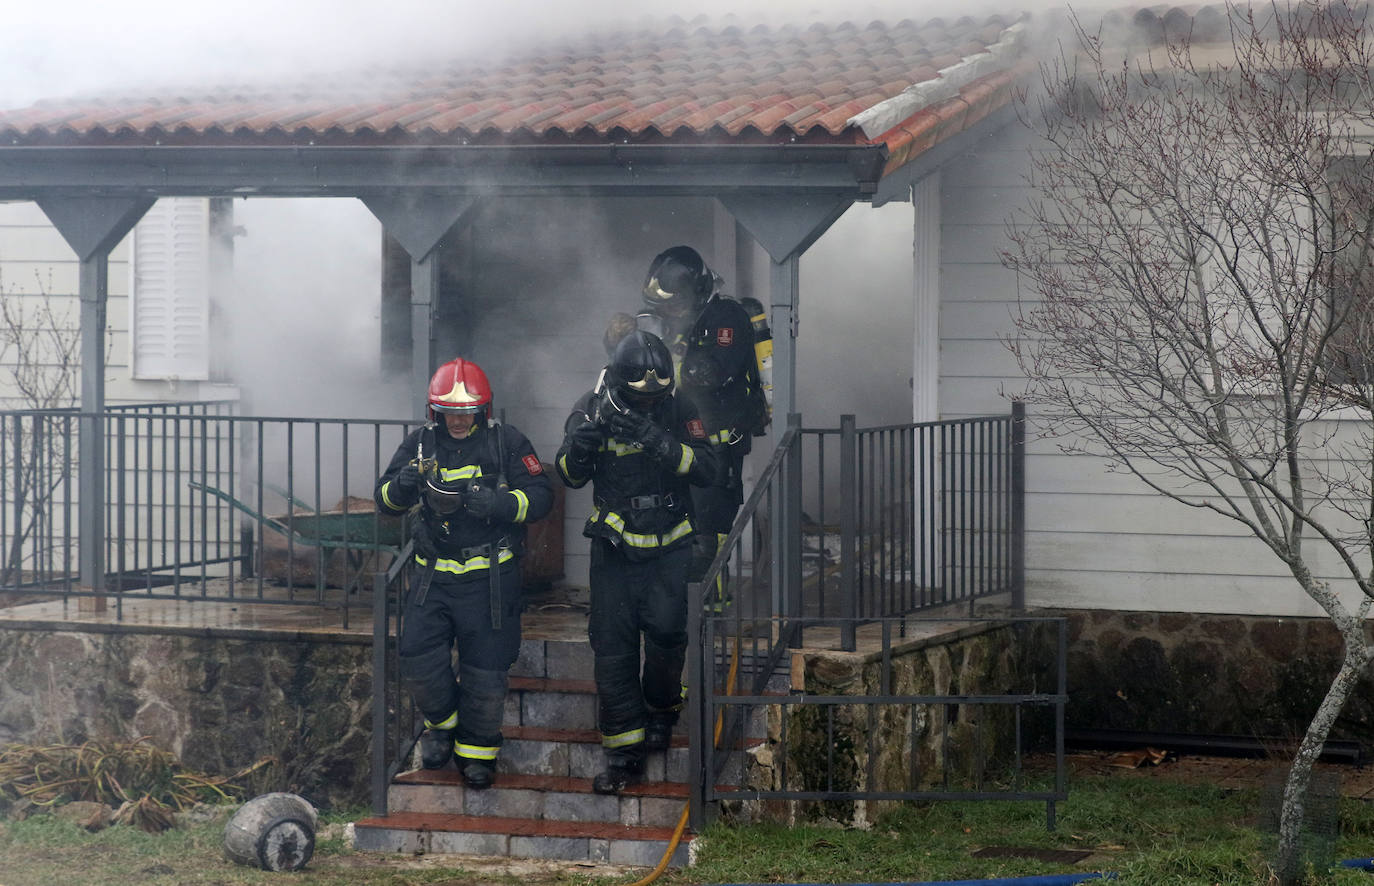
[{"left": 938, "top": 123, "right": 1341, "bottom": 618}]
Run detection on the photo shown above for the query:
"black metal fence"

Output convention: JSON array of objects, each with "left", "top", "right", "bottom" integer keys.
[
  {"left": 685, "top": 405, "right": 1056, "bottom": 829},
  {"left": 0, "top": 402, "right": 416, "bottom": 626},
  {"left": 797, "top": 407, "right": 1025, "bottom": 624}
]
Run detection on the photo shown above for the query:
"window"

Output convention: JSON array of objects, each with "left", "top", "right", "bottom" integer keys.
[{"left": 1325, "top": 157, "right": 1374, "bottom": 384}]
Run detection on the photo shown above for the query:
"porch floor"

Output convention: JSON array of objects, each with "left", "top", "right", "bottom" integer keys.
[
  {"left": 0, "top": 577, "right": 997, "bottom": 657},
  {"left": 0, "top": 578, "right": 593, "bottom": 643}
]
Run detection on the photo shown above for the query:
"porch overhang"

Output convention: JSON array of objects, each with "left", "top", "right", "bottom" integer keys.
[{"left": 0, "top": 143, "right": 888, "bottom": 200}]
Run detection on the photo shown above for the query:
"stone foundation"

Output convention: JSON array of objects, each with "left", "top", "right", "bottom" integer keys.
[
  {"left": 1054, "top": 608, "right": 1374, "bottom": 747},
  {"left": 734, "top": 619, "right": 1057, "bottom": 827},
  {"left": 0, "top": 626, "right": 373, "bottom": 811}
]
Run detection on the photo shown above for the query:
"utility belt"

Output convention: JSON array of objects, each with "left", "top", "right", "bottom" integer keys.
[
  {"left": 596, "top": 493, "right": 680, "bottom": 512},
  {"left": 413, "top": 536, "right": 515, "bottom": 631},
  {"left": 455, "top": 537, "right": 512, "bottom": 561}
]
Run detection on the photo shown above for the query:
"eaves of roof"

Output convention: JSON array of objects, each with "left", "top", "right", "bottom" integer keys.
[{"left": 0, "top": 13, "right": 1041, "bottom": 192}]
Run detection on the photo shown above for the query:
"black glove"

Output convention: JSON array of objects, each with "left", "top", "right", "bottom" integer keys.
[
  {"left": 608, "top": 411, "right": 678, "bottom": 462},
  {"left": 391, "top": 463, "right": 421, "bottom": 505},
  {"left": 568, "top": 420, "right": 603, "bottom": 462},
  {"left": 410, "top": 518, "right": 437, "bottom": 560},
  {"left": 464, "top": 484, "right": 517, "bottom": 522}
]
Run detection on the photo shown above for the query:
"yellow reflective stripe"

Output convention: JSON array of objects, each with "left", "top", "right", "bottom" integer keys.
[
  {"left": 674, "top": 443, "right": 693, "bottom": 475},
  {"left": 709, "top": 430, "right": 732, "bottom": 444},
  {"left": 439, "top": 465, "right": 482, "bottom": 482},
  {"left": 381, "top": 481, "right": 406, "bottom": 511},
  {"left": 456, "top": 743, "right": 499, "bottom": 761},
  {"left": 609, "top": 439, "right": 642, "bottom": 456},
  {"left": 596, "top": 508, "right": 693, "bottom": 549},
  {"left": 414, "top": 547, "right": 515, "bottom": 575},
  {"left": 510, "top": 489, "right": 529, "bottom": 522},
  {"left": 602, "top": 728, "right": 646, "bottom": 749},
  {"left": 424, "top": 711, "right": 458, "bottom": 730},
  {"left": 648, "top": 687, "right": 685, "bottom": 713}
]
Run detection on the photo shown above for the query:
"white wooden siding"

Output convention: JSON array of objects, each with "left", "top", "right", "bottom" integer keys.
[{"left": 938, "top": 123, "right": 1342, "bottom": 617}]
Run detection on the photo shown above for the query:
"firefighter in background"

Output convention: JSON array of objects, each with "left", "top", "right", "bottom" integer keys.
[
  {"left": 606, "top": 245, "right": 773, "bottom": 608},
  {"left": 375, "top": 357, "right": 554, "bottom": 790},
  {"left": 556, "top": 331, "right": 721, "bottom": 793}
]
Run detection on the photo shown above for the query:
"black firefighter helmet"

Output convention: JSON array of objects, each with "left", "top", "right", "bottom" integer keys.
[
  {"left": 641, "top": 245, "right": 719, "bottom": 318},
  {"left": 607, "top": 330, "right": 674, "bottom": 410}
]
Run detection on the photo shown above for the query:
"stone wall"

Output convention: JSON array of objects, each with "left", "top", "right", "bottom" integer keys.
[
  {"left": 738, "top": 619, "right": 1058, "bottom": 827},
  {"left": 0, "top": 626, "right": 373, "bottom": 811},
  {"left": 1056, "top": 609, "right": 1374, "bottom": 746}
]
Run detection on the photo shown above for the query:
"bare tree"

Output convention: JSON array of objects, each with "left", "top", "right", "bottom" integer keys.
[
  {"left": 0, "top": 267, "right": 87, "bottom": 585},
  {"left": 1005, "top": 1, "right": 1374, "bottom": 880}
]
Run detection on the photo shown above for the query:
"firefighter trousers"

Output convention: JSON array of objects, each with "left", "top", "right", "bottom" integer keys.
[
  {"left": 397, "top": 560, "right": 522, "bottom": 763},
  {"left": 587, "top": 538, "right": 691, "bottom": 766}
]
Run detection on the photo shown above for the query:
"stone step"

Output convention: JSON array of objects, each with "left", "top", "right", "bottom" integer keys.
[
  {"left": 351, "top": 809, "right": 694, "bottom": 867},
  {"left": 499, "top": 725, "right": 692, "bottom": 783},
  {"left": 387, "top": 768, "right": 701, "bottom": 828},
  {"left": 501, "top": 675, "right": 775, "bottom": 740},
  {"left": 504, "top": 676, "right": 598, "bottom": 730}
]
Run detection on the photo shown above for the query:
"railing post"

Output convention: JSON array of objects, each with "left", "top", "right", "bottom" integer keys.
[
  {"left": 371, "top": 566, "right": 390, "bottom": 816},
  {"left": 839, "top": 414, "right": 857, "bottom": 652},
  {"left": 1010, "top": 401, "right": 1026, "bottom": 610},
  {"left": 783, "top": 413, "right": 803, "bottom": 648},
  {"left": 686, "top": 578, "right": 707, "bottom": 832}
]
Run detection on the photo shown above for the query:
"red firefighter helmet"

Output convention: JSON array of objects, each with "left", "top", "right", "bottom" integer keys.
[{"left": 427, "top": 358, "right": 493, "bottom": 422}]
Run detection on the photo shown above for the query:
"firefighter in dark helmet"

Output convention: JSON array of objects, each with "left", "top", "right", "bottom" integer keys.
[
  {"left": 607, "top": 245, "right": 773, "bottom": 608},
  {"left": 556, "top": 330, "right": 720, "bottom": 794},
  {"left": 375, "top": 357, "right": 554, "bottom": 790}
]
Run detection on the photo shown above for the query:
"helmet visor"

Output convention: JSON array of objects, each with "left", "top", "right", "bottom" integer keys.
[
  {"left": 425, "top": 479, "right": 465, "bottom": 515},
  {"left": 431, "top": 401, "right": 484, "bottom": 414}
]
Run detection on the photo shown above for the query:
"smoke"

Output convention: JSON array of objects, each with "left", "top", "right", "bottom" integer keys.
[{"left": 0, "top": 0, "right": 1055, "bottom": 106}]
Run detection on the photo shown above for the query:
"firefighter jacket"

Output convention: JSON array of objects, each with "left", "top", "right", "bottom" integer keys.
[
  {"left": 555, "top": 391, "right": 719, "bottom": 561},
  {"left": 664, "top": 294, "right": 764, "bottom": 453},
  {"left": 375, "top": 421, "right": 554, "bottom": 578}
]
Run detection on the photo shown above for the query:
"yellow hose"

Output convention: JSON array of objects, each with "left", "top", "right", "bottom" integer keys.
[{"left": 627, "top": 637, "right": 741, "bottom": 886}]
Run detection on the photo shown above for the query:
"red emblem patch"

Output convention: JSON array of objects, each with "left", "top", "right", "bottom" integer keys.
[
  {"left": 687, "top": 419, "right": 706, "bottom": 440},
  {"left": 522, "top": 455, "right": 544, "bottom": 475},
  {"left": 716, "top": 328, "right": 734, "bottom": 347}
]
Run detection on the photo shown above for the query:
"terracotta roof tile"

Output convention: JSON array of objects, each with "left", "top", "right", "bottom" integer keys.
[{"left": 0, "top": 12, "right": 1039, "bottom": 151}]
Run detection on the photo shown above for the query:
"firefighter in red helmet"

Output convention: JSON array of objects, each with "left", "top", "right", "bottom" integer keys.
[
  {"left": 555, "top": 331, "right": 720, "bottom": 794},
  {"left": 374, "top": 357, "right": 554, "bottom": 789}
]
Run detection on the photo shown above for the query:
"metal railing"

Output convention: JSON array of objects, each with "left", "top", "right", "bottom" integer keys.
[
  {"left": 686, "top": 404, "right": 1060, "bottom": 829},
  {"left": 0, "top": 403, "right": 417, "bottom": 626}
]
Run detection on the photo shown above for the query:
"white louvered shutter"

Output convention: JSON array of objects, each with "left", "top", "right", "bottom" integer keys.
[{"left": 131, "top": 198, "right": 210, "bottom": 380}]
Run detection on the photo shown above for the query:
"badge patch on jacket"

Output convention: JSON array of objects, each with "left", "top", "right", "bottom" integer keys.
[
  {"left": 522, "top": 455, "right": 544, "bottom": 474},
  {"left": 716, "top": 328, "right": 734, "bottom": 347},
  {"left": 687, "top": 419, "right": 706, "bottom": 439}
]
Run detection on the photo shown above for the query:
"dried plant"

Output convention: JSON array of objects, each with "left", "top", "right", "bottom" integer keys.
[{"left": 0, "top": 738, "right": 273, "bottom": 831}]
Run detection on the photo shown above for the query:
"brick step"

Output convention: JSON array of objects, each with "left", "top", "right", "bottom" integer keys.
[
  {"left": 351, "top": 810, "right": 694, "bottom": 867},
  {"left": 388, "top": 769, "right": 703, "bottom": 828}
]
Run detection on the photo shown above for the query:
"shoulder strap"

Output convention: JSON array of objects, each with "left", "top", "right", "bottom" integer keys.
[{"left": 488, "top": 421, "right": 509, "bottom": 489}]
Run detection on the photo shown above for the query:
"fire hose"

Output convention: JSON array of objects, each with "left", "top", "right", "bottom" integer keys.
[{"left": 629, "top": 635, "right": 742, "bottom": 886}]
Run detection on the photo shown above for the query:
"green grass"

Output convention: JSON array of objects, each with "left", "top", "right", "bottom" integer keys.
[{"left": 1, "top": 777, "right": 1372, "bottom": 885}]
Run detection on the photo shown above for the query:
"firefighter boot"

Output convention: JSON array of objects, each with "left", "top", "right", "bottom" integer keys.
[
  {"left": 399, "top": 645, "right": 461, "bottom": 770},
  {"left": 454, "top": 664, "right": 509, "bottom": 791},
  {"left": 419, "top": 712, "right": 457, "bottom": 770},
  {"left": 644, "top": 711, "right": 677, "bottom": 752},
  {"left": 460, "top": 759, "right": 495, "bottom": 790},
  {"left": 593, "top": 744, "right": 645, "bottom": 795}
]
